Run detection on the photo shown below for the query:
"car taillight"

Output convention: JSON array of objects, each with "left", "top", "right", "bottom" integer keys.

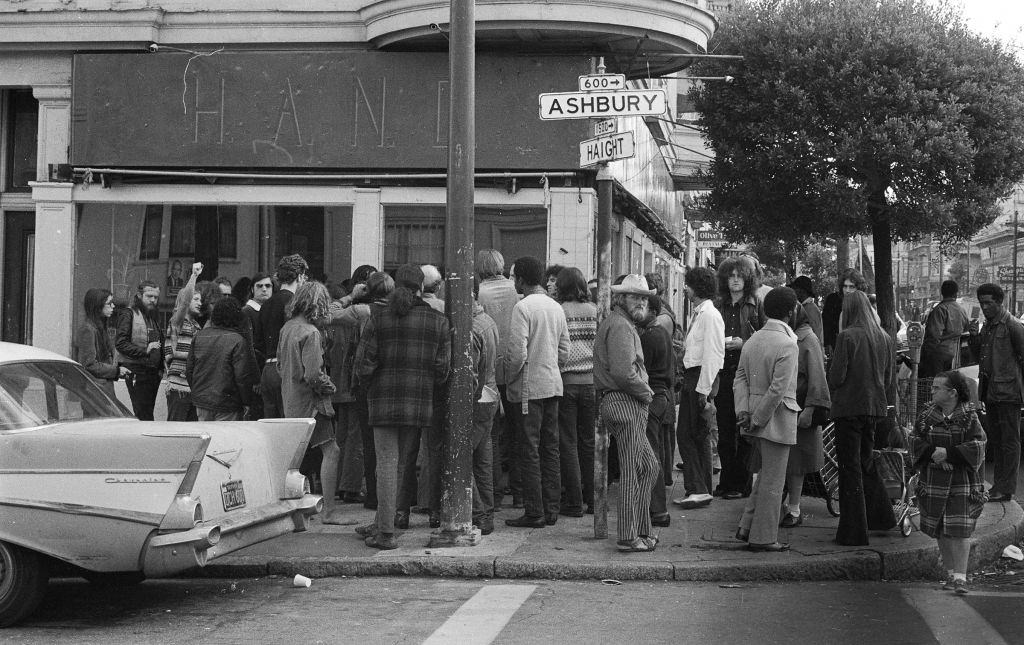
[{"left": 282, "top": 470, "right": 309, "bottom": 499}]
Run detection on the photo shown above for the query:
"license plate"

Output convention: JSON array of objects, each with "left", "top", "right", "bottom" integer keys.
[{"left": 221, "top": 479, "right": 246, "bottom": 511}]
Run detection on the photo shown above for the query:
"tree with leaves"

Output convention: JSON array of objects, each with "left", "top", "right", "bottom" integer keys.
[{"left": 692, "top": 0, "right": 1024, "bottom": 333}]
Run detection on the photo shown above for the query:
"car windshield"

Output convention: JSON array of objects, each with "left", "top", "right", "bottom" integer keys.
[{"left": 0, "top": 360, "right": 131, "bottom": 431}]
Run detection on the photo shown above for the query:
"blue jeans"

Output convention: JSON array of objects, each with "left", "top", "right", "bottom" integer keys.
[
  {"left": 558, "top": 383, "right": 596, "bottom": 512},
  {"left": 373, "top": 426, "right": 421, "bottom": 533},
  {"left": 472, "top": 400, "right": 499, "bottom": 520},
  {"left": 985, "top": 400, "right": 1021, "bottom": 496},
  {"left": 166, "top": 387, "right": 197, "bottom": 422},
  {"left": 519, "top": 397, "right": 562, "bottom": 518},
  {"left": 259, "top": 362, "right": 283, "bottom": 419}
]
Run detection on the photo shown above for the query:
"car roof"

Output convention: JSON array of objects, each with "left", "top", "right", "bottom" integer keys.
[{"left": 0, "top": 342, "right": 73, "bottom": 364}]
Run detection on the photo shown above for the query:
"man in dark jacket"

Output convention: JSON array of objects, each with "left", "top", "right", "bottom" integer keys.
[
  {"left": 976, "top": 283, "right": 1024, "bottom": 502},
  {"left": 186, "top": 297, "right": 259, "bottom": 421},
  {"left": 921, "top": 280, "right": 969, "bottom": 378},
  {"left": 639, "top": 295, "right": 675, "bottom": 527},
  {"left": 114, "top": 280, "right": 164, "bottom": 420}
]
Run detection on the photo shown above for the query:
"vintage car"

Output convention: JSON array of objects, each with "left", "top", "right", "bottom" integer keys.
[{"left": 0, "top": 342, "right": 322, "bottom": 626}]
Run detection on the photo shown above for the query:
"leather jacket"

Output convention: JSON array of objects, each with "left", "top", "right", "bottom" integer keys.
[{"left": 978, "top": 309, "right": 1024, "bottom": 404}]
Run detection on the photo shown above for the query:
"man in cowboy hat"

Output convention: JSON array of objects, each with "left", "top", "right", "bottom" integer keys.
[{"left": 594, "top": 274, "right": 659, "bottom": 552}]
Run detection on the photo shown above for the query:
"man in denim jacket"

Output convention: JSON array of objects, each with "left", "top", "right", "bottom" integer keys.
[{"left": 976, "top": 283, "right": 1024, "bottom": 502}]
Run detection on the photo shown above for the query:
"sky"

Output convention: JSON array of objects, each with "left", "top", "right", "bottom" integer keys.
[{"left": 953, "top": 0, "right": 1024, "bottom": 48}]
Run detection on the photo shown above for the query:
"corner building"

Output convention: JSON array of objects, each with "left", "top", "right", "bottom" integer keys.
[{"left": 0, "top": 1, "right": 715, "bottom": 354}]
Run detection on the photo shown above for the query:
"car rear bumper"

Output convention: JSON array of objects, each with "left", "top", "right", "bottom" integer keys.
[{"left": 142, "top": 494, "right": 323, "bottom": 577}]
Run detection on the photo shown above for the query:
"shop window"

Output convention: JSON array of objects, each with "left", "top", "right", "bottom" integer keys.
[
  {"left": 383, "top": 206, "right": 446, "bottom": 271},
  {"left": 138, "top": 205, "right": 163, "bottom": 260},
  {"left": 169, "top": 205, "right": 237, "bottom": 259},
  {"left": 274, "top": 206, "right": 325, "bottom": 279},
  {"left": 4, "top": 89, "right": 38, "bottom": 192},
  {"left": 382, "top": 205, "right": 547, "bottom": 274}
]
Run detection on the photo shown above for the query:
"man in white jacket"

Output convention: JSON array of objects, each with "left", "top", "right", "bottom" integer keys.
[{"left": 504, "top": 256, "right": 570, "bottom": 528}]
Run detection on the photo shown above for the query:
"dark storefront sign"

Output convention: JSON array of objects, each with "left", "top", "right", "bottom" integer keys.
[{"left": 72, "top": 52, "right": 590, "bottom": 170}]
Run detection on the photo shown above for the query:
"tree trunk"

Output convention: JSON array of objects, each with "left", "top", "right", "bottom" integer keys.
[
  {"left": 836, "top": 238, "right": 850, "bottom": 274},
  {"left": 871, "top": 218, "right": 897, "bottom": 337}
]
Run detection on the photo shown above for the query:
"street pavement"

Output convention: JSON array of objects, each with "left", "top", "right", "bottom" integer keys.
[
  {"left": 199, "top": 473, "right": 1024, "bottom": 583},
  {"left": 11, "top": 577, "right": 1024, "bottom": 643}
]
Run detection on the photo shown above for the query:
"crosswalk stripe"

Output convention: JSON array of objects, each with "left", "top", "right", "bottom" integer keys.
[
  {"left": 902, "top": 588, "right": 1009, "bottom": 645},
  {"left": 423, "top": 584, "right": 537, "bottom": 645}
]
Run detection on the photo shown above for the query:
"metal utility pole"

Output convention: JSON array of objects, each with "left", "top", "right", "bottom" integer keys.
[
  {"left": 593, "top": 163, "right": 613, "bottom": 539},
  {"left": 431, "top": 0, "right": 479, "bottom": 548},
  {"left": 592, "top": 58, "right": 614, "bottom": 540}
]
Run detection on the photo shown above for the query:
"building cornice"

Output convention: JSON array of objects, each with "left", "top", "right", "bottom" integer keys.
[{"left": 0, "top": 1, "right": 715, "bottom": 76}]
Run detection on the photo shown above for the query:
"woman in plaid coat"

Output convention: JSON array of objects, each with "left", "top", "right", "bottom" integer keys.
[
  {"left": 354, "top": 264, "right": 451, "bottom": 549},
  {"left": 910, "top": 370, "right": 987, "bottom": 595}
]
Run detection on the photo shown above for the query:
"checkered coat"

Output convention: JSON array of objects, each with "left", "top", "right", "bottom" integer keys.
[
  {"left": 355, "top": 298, "right": 451, "bottom": 428},
  {"left": 911, "top": 403, "right": 987, "bottom": 539}
]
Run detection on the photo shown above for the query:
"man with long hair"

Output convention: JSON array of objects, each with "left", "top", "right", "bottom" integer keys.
[
  {"left": 114, "top": 279, "right": 164, "bottom": 420},
  {"left": 355, "top": 264, "right": 451, "bottom": 549},
  {"left": 714, "top": 256, "right": 765, "bottom": 500},
  {"left": 278, "top": 280, "right": 344, "bottom": 524}
]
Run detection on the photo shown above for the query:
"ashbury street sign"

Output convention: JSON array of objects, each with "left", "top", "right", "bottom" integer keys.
[
  {"left": 579, "top": 131, "right": 635, "bottom": 166},
  {"left": 539, "top": 89, "right": 668, "bottom": 120}
]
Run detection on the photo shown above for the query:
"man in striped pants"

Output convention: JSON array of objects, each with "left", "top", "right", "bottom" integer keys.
[{"left": 594, "top": 274, "right": 659, "bottom": 552}]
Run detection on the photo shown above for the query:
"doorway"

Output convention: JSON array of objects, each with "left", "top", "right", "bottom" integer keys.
[{"left": 2, "top": 211, "right": 35, "bottom": 344}]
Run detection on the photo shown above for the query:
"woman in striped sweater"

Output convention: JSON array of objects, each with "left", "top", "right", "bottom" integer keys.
[
  {"left": 163, "top": 261, "right": 203, "bottom": 421},
  {"left": 556, "top": 267, "right": 598, "bottom": 516}
]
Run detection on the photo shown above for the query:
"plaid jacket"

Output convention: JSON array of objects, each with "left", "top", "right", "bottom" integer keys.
[
  {"left": 355, "top": 298, "right": 451, "bottom": 428},
  {"left": 911, "top": 402, "right": 987, "bottom": 539}
]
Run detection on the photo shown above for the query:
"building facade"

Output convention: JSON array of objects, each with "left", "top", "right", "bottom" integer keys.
[{"left": 0, "top": 1, "right": 716, "bottom": 355}]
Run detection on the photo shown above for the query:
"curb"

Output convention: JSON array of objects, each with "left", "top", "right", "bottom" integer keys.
[{"left": 189, "top": 503, "right": 1024, "bottom": 583}]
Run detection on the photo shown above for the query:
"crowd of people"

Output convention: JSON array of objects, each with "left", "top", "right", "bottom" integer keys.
[{"left": 70, "top": 250, "right": 1016, "bottom": 590}]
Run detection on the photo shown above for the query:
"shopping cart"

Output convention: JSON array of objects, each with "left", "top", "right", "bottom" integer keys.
[
  {"left": 800, "top": 421, "right": 840, "bottom": 517},
  {"left": 876, "top": 447, "right": 919, "bottom": 537}
]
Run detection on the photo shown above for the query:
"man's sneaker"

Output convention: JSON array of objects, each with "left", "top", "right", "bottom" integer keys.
[
  {"left": 616, "top": 537, "right": 657, "bottom": 553},
  {"left": 940, "top": 576, "right": 955, "bottom": 591},
  {"left": 953, "top": 579, "right": 969, "bottom": 595},
  {"left": 365, "top": 533, "right": 398, "bottom": 550},
  {"left": 355, "top": 522, "right": 377, "bottom": 538}
]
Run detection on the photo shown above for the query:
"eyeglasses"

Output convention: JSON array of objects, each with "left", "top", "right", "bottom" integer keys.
[{"left": 929, "top": 384, "right": 954, "bottom": 392}]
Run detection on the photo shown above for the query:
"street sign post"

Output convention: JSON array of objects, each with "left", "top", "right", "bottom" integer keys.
[
  {"left": 579, "top": 131, "right": 635, "bottom": 166},
  {"left": 578, "top": 74, "right": 626, "bottom": 91},
  {"left": 539, "top": 89, "right": 668, "bottom": 120}
]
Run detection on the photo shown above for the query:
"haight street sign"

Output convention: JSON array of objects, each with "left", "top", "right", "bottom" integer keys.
[
  {"left": 540, "top": 89, "right": 668, "bottom": 120},
  {"left": 579, "top": 131, "right": 635, "bottom": 167}
]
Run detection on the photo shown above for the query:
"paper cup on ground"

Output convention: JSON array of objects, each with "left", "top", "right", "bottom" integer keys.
[{"left": 293, "top": 574, "right": 312, "bottom": 588}]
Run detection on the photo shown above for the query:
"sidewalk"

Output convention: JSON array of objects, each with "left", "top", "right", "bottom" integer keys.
[{"left": 195, "top": 477, "right": 1024, "bottom": 583}]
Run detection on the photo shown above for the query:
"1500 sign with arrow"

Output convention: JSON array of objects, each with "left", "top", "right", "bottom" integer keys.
[{"left": 539, "top": 89, "right": 668, "bottom": 120}]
